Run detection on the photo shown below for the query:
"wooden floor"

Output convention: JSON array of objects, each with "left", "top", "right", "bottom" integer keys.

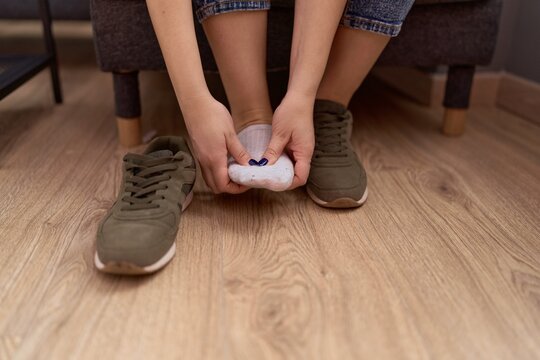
[{"left": 1, "top": 24, "right": 539, "bottom": 360}]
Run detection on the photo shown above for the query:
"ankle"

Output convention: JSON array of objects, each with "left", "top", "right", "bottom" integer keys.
[
  {"left": 315, "top": 89, "right": 352, "bottom": 108},
  {"left": 232, "top": 108, "right": 273, "bottom": 132}
]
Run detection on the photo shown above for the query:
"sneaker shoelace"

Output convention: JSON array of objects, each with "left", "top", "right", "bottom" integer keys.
[
  {"left": 121, "top": 153, "right": 182, "bottom": 211},
  {"left": 314, "top": 113, "right": 349, "bottom": 158}
]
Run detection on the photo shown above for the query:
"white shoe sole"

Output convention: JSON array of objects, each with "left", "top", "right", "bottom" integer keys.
[
  {"left": 94, "top": 190, "right": 194, "bottom": 275},
  {"left": 307, "top": 187, "right": 368, "bottom": 209}
]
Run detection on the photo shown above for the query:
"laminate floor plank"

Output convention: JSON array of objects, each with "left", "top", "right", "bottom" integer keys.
[{"left": 0, "top": 25, "right": 539, "bottom": 360}]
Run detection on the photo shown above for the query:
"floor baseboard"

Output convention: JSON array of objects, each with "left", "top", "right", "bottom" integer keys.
[
  {"left": 372, "top": 66, "right": 540, "bottom": 123},
  {"left": 497, "top": 73, "right": 540, "bottom": 125}
]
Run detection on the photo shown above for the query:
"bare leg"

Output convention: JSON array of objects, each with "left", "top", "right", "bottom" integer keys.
[
  {"left": 204, "top": 11, "right": 294, "bottom": 190},
  {"left": 202, "top": 11, "right": 273, "bottom": 132},
  {"left": 317, "top": 27, "right": 390, "bottom": 106}
]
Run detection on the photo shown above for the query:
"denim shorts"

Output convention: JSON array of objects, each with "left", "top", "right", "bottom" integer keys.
[{"left": 194, "top": 0, "right": 414, "bottom": 37}]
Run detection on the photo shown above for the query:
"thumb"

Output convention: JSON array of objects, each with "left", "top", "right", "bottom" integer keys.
[
  {"left": 226, "top": 132, "right": 251, "bottom": 165},
  {"left": 262, "top": 131, "right": 289, "bottom": 165}
]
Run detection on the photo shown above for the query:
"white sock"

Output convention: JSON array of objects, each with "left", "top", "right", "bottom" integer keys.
[{"left": 228, "top": 124, "right": 294, "bottom": 191}]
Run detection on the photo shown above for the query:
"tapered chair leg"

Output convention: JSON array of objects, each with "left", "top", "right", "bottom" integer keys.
[
  {"left": 113, "top": 71, "right": 142, "bottom": 147},
  {"left": 443, "top": 108, "right": 467, "bottom": 136},
  {"left": 116, "top": 116, "right": 142, "bottom": 147},
  {"left": 442, "top": 65, "right": 475, "bottom": 136}
]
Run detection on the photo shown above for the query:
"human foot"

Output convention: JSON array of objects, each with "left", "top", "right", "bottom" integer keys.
[{"left": 228, "top": 124, "right": 293, "bottom": 191}]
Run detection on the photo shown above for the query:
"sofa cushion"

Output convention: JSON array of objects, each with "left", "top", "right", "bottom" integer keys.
[
  {"left": 91, "top": 0, "right": 501, "bottom": 71},
  {"left": 273, "top": 0, "right": 480, "bottom": 7},
  {"left": 416, "top": 0, "right": 479, "bottom": 4}
]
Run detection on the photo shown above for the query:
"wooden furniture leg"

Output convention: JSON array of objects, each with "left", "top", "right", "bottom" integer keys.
[
  {"left": 442, "top": 65, "right": 475, "bottom": 136},
  {"left": 113, "top": 71, "right": 141, "bottom": 147},
  {"left": 443, "top": 108, "right": 467, "bottom": 136}
]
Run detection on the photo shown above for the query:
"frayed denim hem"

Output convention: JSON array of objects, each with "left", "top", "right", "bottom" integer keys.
[
  {"left": 340, "top": 16, "right": 403, "bottom": 37},
  {"left": 196, "top": 1, "right": 271, "bottom": 23}
]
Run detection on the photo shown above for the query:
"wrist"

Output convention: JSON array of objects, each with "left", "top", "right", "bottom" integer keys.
[
  {"left": 284, "top": 88, "right": 316, "bottom": 104},
  {"left": 287, "top": 69, "right": 323, "bottom": 99},
  {"left": 286, "top": 76, "right": 319, "bottom": 99},
  {"left": 178, "top": 91, "right": 214, "bottom": 113}
]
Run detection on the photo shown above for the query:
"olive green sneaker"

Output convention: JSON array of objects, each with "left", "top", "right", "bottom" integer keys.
[
  {"left": 307, "top": 99, "right": 368, "bottom": 208},
  {"left": 95, "top": 136, "right": 196, "bottom": 275}
]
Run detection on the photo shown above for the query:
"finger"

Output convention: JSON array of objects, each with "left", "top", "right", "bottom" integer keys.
[
  {"left": 226, "top": 133, "right": 250, "bottom": 165},
  {"left": 288, "top": 157, "right": 311, "bottom": 190},
  {"left": 262, "top": 131, "right": 289, "bottom": 165},
  {"left": 213, "top": 162, "right": 250, "bottom": 195}
]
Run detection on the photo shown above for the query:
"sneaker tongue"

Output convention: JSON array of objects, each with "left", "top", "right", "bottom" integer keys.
[{"left": 147, "top": 149, "right": 174, "bottom": 158}]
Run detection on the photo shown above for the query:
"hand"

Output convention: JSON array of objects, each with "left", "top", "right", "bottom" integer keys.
[
  {"left": 262, "top": 92, "right": 315, "bottom": 189},
  {"left": 181, "top": 95, "right": 251, "bottom": 194}
]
